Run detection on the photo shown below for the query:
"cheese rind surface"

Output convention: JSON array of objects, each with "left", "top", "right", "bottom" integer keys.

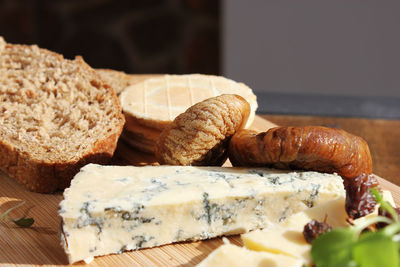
[{"left": 59, "top": 164, "right": 345, "bottom": 263}]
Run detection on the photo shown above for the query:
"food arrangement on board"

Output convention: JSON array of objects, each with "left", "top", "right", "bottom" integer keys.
[{"left": 0, "top": 37, "right": 396, "bottom": 267}]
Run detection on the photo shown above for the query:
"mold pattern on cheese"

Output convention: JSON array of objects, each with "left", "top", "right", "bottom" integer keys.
[{"left": 59, "top": 164, "right": 345, "bottom": 263}]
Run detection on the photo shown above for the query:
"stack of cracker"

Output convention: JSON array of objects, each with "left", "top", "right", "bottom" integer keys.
[{"left": 119, "top": 74, "right": 258, "bottom": 154}]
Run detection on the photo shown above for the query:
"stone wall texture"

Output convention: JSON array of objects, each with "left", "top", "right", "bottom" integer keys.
[{"left": 0, "top": 0, "right": 220, "bottom": 74}]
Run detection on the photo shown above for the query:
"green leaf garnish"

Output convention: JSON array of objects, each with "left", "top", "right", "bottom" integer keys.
[
  {"left": 311, "top": 228, "right": 357, "bottom": 267},
  {"left": 0, "top": 201, "right": 34, "bottom": 228},
  {"left": 353, "top": 231, "right": 399, "bottom": 267},
  {"left": 13, "top": 217, "right": 35, "bottom": 227},
  {"left": 371, "top": 188, "right": 399, "bottom": 222},
  {"left": 311, "top": 189, "right": 400, "bottom": 267}
]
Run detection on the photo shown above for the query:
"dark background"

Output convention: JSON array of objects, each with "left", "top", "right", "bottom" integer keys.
[{"left": 0, "top": 0, "right": 220, "bottom": 75}]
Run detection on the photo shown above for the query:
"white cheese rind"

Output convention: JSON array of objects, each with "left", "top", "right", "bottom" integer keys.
[{"left": 59, "top": 164, "right": 345, "bottom": 263}]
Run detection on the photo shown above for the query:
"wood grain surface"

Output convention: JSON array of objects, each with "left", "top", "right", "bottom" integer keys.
[{"left": 0, "top": 114, "right": 398, "bottom": 266}]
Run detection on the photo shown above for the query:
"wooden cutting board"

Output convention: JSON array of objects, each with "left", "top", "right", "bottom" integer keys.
[{"left": 0, "top": 116, "right": 398, "bottom": 266}]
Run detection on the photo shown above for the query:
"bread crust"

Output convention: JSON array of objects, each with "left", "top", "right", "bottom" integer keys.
[
  {"left": 0, "top": 39, "right": 125, "bottom": 193},
  {"left": 0, "top": 139, "right": 118, "bottom": 193},
  {"left": 155, "top": 94, "right": 250, "bottom": 166},
  {"left": 228, "top": 127, "right": 372, "bottom": 179}
]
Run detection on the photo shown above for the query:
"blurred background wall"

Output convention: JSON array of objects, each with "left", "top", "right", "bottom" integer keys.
[
  {"left": 223, "top": 0, "right": 400, "bottom": 118},
  {"left": 0, "top": 0, "right": 399, "bottom": 118}
]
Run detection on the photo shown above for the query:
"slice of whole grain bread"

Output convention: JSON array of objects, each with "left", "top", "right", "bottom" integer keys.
[{"left": 0, "top": 37, "right": 125, "bottom": 193}]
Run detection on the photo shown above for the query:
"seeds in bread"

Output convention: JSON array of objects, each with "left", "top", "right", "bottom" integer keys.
[
  {"left": 155, "top": 94, "right": 250, "bottom": 166},
  {"left": 0, "top": 37, "right": 125, "bottom": 193},
  {"left": 119, "top": 74, "right": 258, "bottom": 131}
]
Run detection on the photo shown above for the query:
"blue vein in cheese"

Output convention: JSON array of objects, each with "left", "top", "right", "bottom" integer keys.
[{"left": 59, "top": 164, "right": 345, "bottom": 263}]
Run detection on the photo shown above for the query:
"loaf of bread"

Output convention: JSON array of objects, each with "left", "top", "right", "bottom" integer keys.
[{"left": 0, "top": 37, "right": 125, "bottom": 193}]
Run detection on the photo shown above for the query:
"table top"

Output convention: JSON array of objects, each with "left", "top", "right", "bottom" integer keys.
[
  {"left": 260, "top": 114, "right": 400, "bottom": 186},
  {"left": 1, "top": 114, "right": 399, "bottom": 266}
]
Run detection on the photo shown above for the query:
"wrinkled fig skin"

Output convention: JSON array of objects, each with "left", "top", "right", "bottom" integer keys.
[
  {"left": 344, "top": 174, "right": 378, "bottom": 219},
  {"left": 228, "top": 126, "right": 372, "bottom": 179},
  {"left": 156, "top": 94, "right": 250, "bottom": 166}
]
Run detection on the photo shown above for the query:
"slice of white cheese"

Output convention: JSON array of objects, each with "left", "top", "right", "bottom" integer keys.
[
  {"left": 59, "top": 164, "right": 345, "bottom": 263},
  {"left": 197, "top": 242, "right": 304, "bottom": 267},
  {"left": 241, "top": 190, "right": 395, "bottom": 266},
  {"left": 382, "top": 190, "right": 396, "bottom": 207},
  {"left": 242, "top": 196, "right": 346, "bottom": 266}
]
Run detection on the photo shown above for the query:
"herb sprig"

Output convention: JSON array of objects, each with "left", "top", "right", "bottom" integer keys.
[
  {"left": 311, "top": 188, "right": 400, "bottom": 267},
  {"left": 0, "top": 201, "right": 34, "bottom": 227}
]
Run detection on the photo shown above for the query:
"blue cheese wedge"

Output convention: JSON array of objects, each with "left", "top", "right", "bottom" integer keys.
[{"left": 59, "top": 164, "right": 345, "bottom": 263}]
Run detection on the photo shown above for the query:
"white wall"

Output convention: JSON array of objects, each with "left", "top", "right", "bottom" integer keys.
[{"left": 223, "top": 0, "right": 400, "bottom": 98}]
